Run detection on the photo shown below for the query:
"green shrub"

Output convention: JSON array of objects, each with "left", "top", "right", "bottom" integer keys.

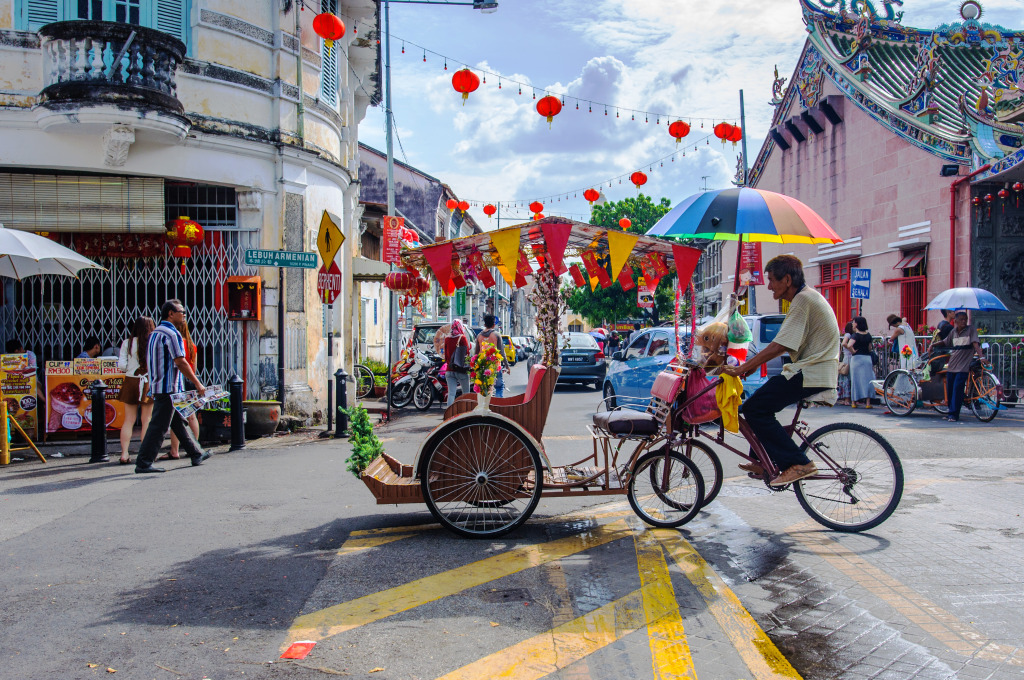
[
  {"left": 361, "top": 358, "right": 390, "bottom": 388},
  {"left": 343, "top": 403, "right": 383, "bottom": 477}
]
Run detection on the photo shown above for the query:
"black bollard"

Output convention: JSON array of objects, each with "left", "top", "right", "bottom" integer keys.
[
  {"left": 335, "top": 368, "right": 348, "bottom": 438},
  {"left": 229, "top": 374, "right": 246, "bottom": 451},
  {"left": 88, "top": 379, "right": 110, "bottom": 463}
]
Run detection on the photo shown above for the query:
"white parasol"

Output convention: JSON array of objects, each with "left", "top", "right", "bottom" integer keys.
[{"left": 0, "top": 223, "right": 105, "bottom": 279}]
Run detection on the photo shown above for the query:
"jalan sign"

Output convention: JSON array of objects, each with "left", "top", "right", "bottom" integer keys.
[{"left": 317, "top": 261, "right": 343, "bottom": 305}]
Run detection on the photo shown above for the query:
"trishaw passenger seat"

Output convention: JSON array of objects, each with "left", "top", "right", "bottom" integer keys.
[{"left": 592, "top": 410, "right": 660, "bottom": 436}]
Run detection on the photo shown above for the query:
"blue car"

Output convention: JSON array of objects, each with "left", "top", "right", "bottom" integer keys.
[{"left": 602, "top": 327, "right": 768, "bottom": 408}]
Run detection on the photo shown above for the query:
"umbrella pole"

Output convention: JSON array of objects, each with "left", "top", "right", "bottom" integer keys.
[{"left": 732, "top": 236, "right": 744, "bottom": 295}]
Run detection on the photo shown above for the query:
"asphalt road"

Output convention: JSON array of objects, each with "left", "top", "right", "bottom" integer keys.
[{"left": 2, "top": 360, "right": 1022, "bottom": 679}]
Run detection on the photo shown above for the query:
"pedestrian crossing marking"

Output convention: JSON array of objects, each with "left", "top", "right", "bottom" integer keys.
[
  {"left": 284, "top": 520, "right": 632, "bottom": 648},
  {"left": 657, "top": 530, "right": 802, "bottom": 679},
  {"left": 632, "top": 525, "right": 697, "bottom": 679}
]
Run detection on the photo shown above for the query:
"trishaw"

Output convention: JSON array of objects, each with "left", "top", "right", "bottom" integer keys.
[
  {"left": 878, "top": 351, "right": 1001, "bottom": 422},
  {"left": 360, "top": 217, "right": 903, "bottom": 537}
]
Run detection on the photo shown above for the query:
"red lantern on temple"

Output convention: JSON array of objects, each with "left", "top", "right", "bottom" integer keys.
[
  {"left": 483, "top": 204, "right": 497, "bottom": 218},
  {"left": 583, "top": 188, "right": 600, "bottom": 205},
  {"left": 726, "top": 125, "right": 743, "bottom": 145},
  {"left": 714, "top": 122, "right": 734, "bottom": 144},
  {"left": 630, "top": 171, "right": 648, "bottom": 189},
  {"left": 984, "top": 193, "right": 994, "bottom": 217},
  {"left": 457, "top": 200, "right": 469, "bottom": 212},
  {"left": 1014, "top": 181, "right": 1023, "bottom": 206},
  {"left": 536, "top": 96, "right": 562, "bottom": 126},
  {"left": 312, "top": 12, "right": 345, "bottom": 51},
  {"left": 618, "top": 217, "right": 632, "bottom": 230},
  {"left": 999, "top": 187, "right": 1010, "bottom": 212},
  {"left": 451, "top": 68, "right": 480, "bottom": 105},
  {"left": 668, "top": 120, "right": 690, "bottom": 144},
  {"left": 446, "top": 198, "right": 458, "bottom": 210},
  {"left": 165, "top": 216, "right": 204, "bottom": 275}
]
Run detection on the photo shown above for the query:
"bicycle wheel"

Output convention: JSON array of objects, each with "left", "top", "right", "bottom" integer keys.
[
  {"left": 389, "top": 380, "right": 415, "bottom": 408},
  {"left": 353, "top": 364, "right": 375, "bottom": 400},
  {"left": 420, "top": 418, "right": 543, "bottom": 538},
  {"left": 795, "top": 422, "right": 903, "bottom": 532},
  {"left": 628, "top": 450, "right": 704, "bottom": 528},
  {"left": 969, "top": 371, "right": 1000, "bottom": 422},
  {"left": 657, "top": 438, "right": 722, "bottom": 507},
  {"left": 412, "top": 380, "right": 434, "bottom": 411},
  {"left": 882, "top": 370, "right": 917, "bottom": 416}
]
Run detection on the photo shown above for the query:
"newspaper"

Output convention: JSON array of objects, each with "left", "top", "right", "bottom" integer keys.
[{"left": 170, "top": 386, "right": 230, "bottom": 419}]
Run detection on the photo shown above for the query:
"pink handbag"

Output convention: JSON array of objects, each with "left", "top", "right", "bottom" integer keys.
[{"left": 679, "top": 367, "right": 721, "bottom": 424}]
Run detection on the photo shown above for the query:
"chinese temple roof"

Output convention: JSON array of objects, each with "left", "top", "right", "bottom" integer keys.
[{"left": 751, "top": 0, "right": 1024, "bottom": 185}]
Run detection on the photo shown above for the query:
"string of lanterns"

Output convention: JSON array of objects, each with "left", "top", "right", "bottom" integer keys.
[
  {"left": 307, "top": 4, "right": 741, "bottom": 132},
  {"left": 972, "top": 182, "right": 1024, "bottom": 218}
]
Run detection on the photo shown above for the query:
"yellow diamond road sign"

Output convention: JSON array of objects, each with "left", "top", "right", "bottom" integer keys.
[{"left": 317, "top": 210, "right": 344, "bottom": 266}]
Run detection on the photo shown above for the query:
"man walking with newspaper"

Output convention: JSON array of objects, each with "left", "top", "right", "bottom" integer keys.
[{"left": 135, "top": 299, "right": 210, "bottom": 473}]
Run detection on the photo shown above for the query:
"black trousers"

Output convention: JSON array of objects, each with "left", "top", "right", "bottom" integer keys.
[
  {"left": 135, "top": 394, "right": 203, "bottom": 469},
  {"left": 740, "top": 373, "right": 820, "bottom": 469}
]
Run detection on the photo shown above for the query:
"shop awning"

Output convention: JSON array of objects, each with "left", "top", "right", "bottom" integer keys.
[
  {"left": 353, "top": 257, "right": 390, "bottom": 282},
  {"left": 893, "top": 250, "right": 925, "bottom": 270}
]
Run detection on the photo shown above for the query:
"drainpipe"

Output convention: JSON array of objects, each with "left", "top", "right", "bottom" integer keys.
[{"left": 949, "top": 163, "right": 990, "bottom": 288}]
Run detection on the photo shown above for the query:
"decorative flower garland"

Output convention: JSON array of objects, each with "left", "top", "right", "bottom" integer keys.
[
  {"left": 470, "top": 342, "right": 503, "bottom": 397},
  {"left": 528, "top": 259, "right": 566, "bottom": 367}
]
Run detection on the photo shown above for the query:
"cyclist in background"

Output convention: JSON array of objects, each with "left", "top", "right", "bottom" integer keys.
[{"left": 932, "top": 310, "right": 984, "bottom": 423}]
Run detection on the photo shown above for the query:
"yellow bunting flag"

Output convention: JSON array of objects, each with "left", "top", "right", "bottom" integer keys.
[
  {"left": 489, "top": 227, "right": 521, "bottom": 285},
  {"left": 606, "top": 230, "right": 638, "bottom": 281}
]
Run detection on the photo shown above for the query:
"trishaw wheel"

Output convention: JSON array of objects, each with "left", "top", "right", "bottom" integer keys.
[
  {"left": 969, "top": 371, "right": 1000, "bottom": 422},
  {"left": 795, "top": 422, "right": 903, "bottom": 532},
  {"left": 420, "top": 418, "right": 543, "bottom": 538},
  {"left": 882, "top": 370, "right": 917, "bottom": 416},
  {"left": 627, "top": 450, "right": 704, "bottom": 528},
  {"left": 659, "top": 439, "right": 722, "bottom": 507}
]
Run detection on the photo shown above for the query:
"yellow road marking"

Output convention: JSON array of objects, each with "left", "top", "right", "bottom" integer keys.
[
  {"left": 657, "top": 531, "right": 802, "bottom": 679},
  {"left": 286, "top": 520, "right": 632, "bottom": 647},
  {"left": 632, "top": 527, "right": 696, "bottom": 679},
  {"left": 337, "top": 533, "right": 418, "bottom": 555},
  {"left": 435, "top": 589, "right": 646, "bottom": 680}
]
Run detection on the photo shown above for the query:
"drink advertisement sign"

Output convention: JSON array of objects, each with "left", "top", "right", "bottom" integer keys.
[
  {"left": 45, "top": 361, "right": 126, "bottom": 435},
  {"left": 1, "top": 354, "right": 38, "bottom": 439}
]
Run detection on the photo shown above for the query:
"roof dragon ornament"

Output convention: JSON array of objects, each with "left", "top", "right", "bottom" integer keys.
[
  {"left": 814, "top": 0, "right": 904, "bottom": 24},
  {"left": 770, "top": 64, "right": 788, "bottom": 107}
]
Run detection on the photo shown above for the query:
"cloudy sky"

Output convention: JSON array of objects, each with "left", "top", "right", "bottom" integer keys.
[{"left": 357, "top": 0, "right": 1022, "bottom": 229}]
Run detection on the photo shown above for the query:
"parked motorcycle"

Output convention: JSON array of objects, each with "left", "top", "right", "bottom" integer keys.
[
  {"left": 389, "top": 347, "right": 430, "bottom": 408},
  {"left": 412, "top": 353, "right": 463, "bottom": 410}
]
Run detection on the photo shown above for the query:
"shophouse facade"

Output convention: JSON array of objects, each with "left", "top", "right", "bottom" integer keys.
[{"left": 0, "top": 0, "right": 380, "bottom": 420}]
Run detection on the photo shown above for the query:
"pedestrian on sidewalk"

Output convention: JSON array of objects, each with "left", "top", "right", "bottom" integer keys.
[
  {"left": 116, "top": 317, "right": 155, "bottom": 465},
  {"left": 846, "top": 316, "right": 874, "bottom": 409},
  {"left": 444, "top": 319, "right": 471, "bottom": 408},
  {"left": 134, "top": 299, "right": 209, "bottom": 473},
  {"left": 887, "top": 313, "right": 919, "bottom": 369},
  {"left": 933, "top": 310, "right": 984, "bottom": 423},
  {"left": 165, "top": 315, "right": 201, "bottom": 460}
]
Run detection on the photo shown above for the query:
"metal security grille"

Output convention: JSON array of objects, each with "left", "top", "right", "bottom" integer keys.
[{"left": 1, "top": 230, "right": 263, "bottom": 398}]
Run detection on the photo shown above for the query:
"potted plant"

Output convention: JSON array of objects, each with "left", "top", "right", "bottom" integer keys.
[
  {"left": 197, "top": 396, "right": 234, "bottom": 443},
  {"left": 242, "top": 399, "right": 281, "bottom": 439},
  {"left": 362, "top": 358, "right": 390, "bottom": 398}
]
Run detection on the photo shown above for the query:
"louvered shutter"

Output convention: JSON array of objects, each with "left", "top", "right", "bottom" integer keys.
[
  {"left": 319, "top": 0, "right": 339, "bottom": 106},
  {"left": 153, "top": 0, "right": 188, "bottom": 46},
  {"left": 25, "top": 0, "right": 60, "bottom": 31}
]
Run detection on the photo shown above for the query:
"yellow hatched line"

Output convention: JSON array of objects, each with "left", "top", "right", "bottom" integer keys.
[
  {"left": 285, "top": 520, "right": 632, "bottom": 648},
  {"left": 656, "top": 531, "right": 802, "bottom": 679},
  {"left": 632, "top": 528, "right": 696, "bottom": 680},
  {"left": 435, "top": 589, "right": 646, "bottom": 680}
]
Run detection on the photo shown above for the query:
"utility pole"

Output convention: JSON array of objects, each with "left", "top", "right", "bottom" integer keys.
[
  {"left": 700, "top": 176, "right": 710, "bottom": 192},
  {"left": 740, "top": 89, "right": 756, "bottom": 314}
]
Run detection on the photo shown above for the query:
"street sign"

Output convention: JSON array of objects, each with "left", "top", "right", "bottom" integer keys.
[
  {"left": 851, "top": 268, "right": 871, "bottom": 299},
  {"left": 317, "top": 261, "right": 343, "bottom": 304},
  {"left": 382, "top": 215, "right": 402, "bottom": 264},
  {"left": 245, "top": 249, "right": 318, "bottom": 268},
  {"left": 455, "top": 289, "right": 466, "bottom": 316},
  {"left": 317, "top": 210, "right": 344, "bottom": 266},
  {"left": 638, "top": 286, "right": 654, "bottom": 309}
]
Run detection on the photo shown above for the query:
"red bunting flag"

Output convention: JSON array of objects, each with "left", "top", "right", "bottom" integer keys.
[
  {"left": 618, "top": 267, "right": 635, "bottom": 291},
  {"left": 423, "top": 242, "right": 455, "bottom": 291},
  {"left": 641, "top": 256, "right": 662, "bottom": 292},
  {"left": 569, "top": 264, "right": 586, "bottom": 287},
  {"left": 581, "top": 250, "right": 612, "bottom": 288},
  {"left": 671, "top": 244, "right": 702, "bottom": 289},
  {"left": 540, "top": 222, "right": 571, "bottom": 275}
]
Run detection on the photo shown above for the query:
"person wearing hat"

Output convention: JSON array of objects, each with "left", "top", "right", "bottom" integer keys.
[{"left": 887, "top": 313, "right": 919, "bottom": 370}]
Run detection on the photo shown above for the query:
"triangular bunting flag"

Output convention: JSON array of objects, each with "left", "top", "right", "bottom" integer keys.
[
  {"left": 489, "top": 227, "right": 521, "bottom": 285},
  {"left": 671, "top": 244, "right": 702, "bottom": 287},
  {"left": 607, "top": 230, "right": 639, "bottom": 281},
  {"left": 423, "top": 242, "right": 454, "bottom": 291},
  {"left": 540, "top": 222, "right": 571, "bottom": 275}
]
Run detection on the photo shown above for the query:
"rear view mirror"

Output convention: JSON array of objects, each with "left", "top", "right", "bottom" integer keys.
[{"left": 612, "top": 351, "right": 624, "bottom": 361}]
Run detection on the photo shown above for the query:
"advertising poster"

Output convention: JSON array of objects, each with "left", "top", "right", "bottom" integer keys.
[
  {"left": 382, "top": 216, "right": 403, "bottom": 264},
  {"left": 1, "top": 353, "right": 38, "bottom": 439},
  {"left": 45, "top": 361, "right": 126, "bottom": 435},
  {"left": 739, "top": 242, "right": 764, "bottom": 286}
]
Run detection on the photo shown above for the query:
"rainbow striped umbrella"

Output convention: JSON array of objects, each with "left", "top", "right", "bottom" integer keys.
[{"left": 646, "top": 188, "right": 842, "bottom": 244}]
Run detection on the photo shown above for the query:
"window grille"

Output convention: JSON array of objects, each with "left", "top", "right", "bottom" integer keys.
[{"left": 165, "top": 183, "right": 240, "bottom": 229}]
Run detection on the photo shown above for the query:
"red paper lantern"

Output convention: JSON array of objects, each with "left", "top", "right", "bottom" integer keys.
[
  {"left": 583, "top": 188, "right": 600, "bottom": 204},
  {"left": 312, "top": 12, "right": 345, "bottom": 51},
  {"left": 451, "top": 68, "right": 480, "bottom": 104},
  {"left": 618, "top": 218, "right": 632, "bottom": 230},
  {"left": 1014, "top": 182, "right": 1023, "bottom": 192},
  {"left": 446, "top": 198, "right": 458, "bottom": 210},
  {"left": 165, "top": 216, "right": 204, "bottom": 275},
  {"left": 714, "top": 122, "right": 734, "bottom": 144},
  {"left": 536, "top": 96, "right": 562, "bottom": 126},
  {"left": 999, "top": 188, "right": 1010, "bottom": 199},
  {"left": 630, "top": 171, "right": 648, "bottom": 188},
  {"left": 726, "top": 125, "right": 743, "bottom": 145},
  {"left": 483, "top": 204, "right": 497, "bottom": 217},
  {"left": 984, "top": 193, "right": 994, "bottom": 202},
  {"left": 457, "top": 200, "right": 469, "bottom": 211},
  {"left": 971, "top": 197, "right": 982, "bottom": 206},
  {"left": 529, "top": 201, "right": 544, "bottom": 214},
  {"left": 534, "top": 213, "right": 545, "bottom": 220},
  {"left": 668, "top": 120, "right": 691, "bottom": 144}
]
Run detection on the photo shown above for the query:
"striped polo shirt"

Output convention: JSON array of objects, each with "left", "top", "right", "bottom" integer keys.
[{"left": 147, "top": 321, "right": 186, "bottom": 395}]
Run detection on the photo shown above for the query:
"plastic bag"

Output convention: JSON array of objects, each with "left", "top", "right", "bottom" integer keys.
[
  {"left": 690, "top": 295, "right": 749, "bottom": 368},
  {"left": 727, "top": 310, "right": 753, "bottom": 344}
]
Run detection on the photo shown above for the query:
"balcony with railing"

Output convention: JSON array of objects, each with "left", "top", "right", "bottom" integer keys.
[{"left": 34, "top": 21, "right": 190, "bottom": 144}]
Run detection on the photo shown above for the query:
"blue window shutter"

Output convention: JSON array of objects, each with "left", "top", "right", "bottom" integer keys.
[
  {"left": 24, "top": 0, "right": 61, "bottom": 31},
  {"left": 153, "top": 0, "right": 188, "bottom": 46}
]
